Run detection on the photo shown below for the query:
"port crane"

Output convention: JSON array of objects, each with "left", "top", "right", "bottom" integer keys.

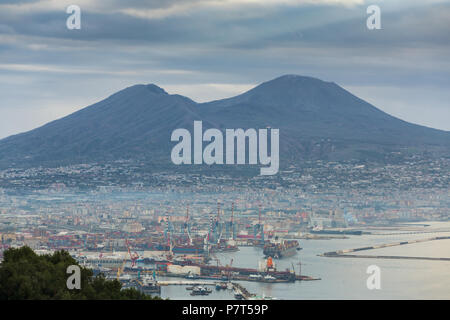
[
  {"left": 207, "top": 209, "right": 217, "bottom": 244},
  {"left": 208, "top": 200, "right": 225, "bottom": 244},
  {"left": 226, "top": 258, "right": 234, "bottom": 281},
  {"left": 253, "top": 204, "right": 264, "bottom": 243},
  {"left": 212, "top": 256, "right": 221, "bottom": 268},
  {"left": 164, "top": 216, "right": 174, "bottom": 260},
  {"left": 216, "top": 201, "right": 223, "bottom": 244},
  {"left": 116, "top": 258, "right": 127, "bottom": 281},
  {"left": 184, "top": 205, "right": 193, "bottom": 245},
  {"left": 164, "top": 215, "right": 175, "bottom": 243},
  {"left": 230, "top": 201, "right": 234, "bottom": 239},
  {"left": 225, "top": 202, "right": 236, "bottom": 240},
  {"left": 126, "top": 239, "right": 139, "bottom": 267}
]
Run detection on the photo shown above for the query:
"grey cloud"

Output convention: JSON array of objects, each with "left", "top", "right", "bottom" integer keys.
[
  {"left": 0, "top": 0, "right": 39, "bottom": 3},
  {"left": 0, "top": 0, "right": 449, "bottom": 138},
  {"left": 1, "top": 1, "right": 449, "bottom": 49}
]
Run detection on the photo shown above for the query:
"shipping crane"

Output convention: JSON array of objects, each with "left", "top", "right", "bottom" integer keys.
[
  {"left": 184, "top": 205, "right": 192, "bottom": 245},
  {"left": 253, "top": 204, "right": 264, "bottom": 243},
  {"left": 126, "top": 239, "right": 139, "bottom": 267},
  {"left": 216, "top": 201, "right": 224, "bottom": 244},
  {"left": 231, "top": 202, "right": 234, "bottom": 226},
  {"left": 116, "top": 258, "right": 127, "bottom": 281},
  {"left": 226, "top": 258, "right": 234, "bottom": 281},
  {"left": 259, "top": 204, "right": 262, "bottom": 226},
  {"left": 225, "top": 202, "right": 236, "bottom": 240}
]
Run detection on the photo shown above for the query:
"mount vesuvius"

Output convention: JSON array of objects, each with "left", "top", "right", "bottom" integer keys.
[{"left": 0, "top": 75, "right": 448, "bottom": 169}]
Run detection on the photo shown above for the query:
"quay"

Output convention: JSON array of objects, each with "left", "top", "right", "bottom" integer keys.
[
  {"left": 323, "top": 254, "right": 450, "bottom": 261},
  {"left": 296, "top": 275, "right": 321, "bottom": 281},
  {"left": 370, "top": 230, "right": 450, "bottom": 236},
  {"left": 157, "top": 280, "right": 215, "bottom": 286},
  {"left": 124, "top": 270, "right": 319, "bottom": 283},
  {"left": 231, "top": 282, "right": 254, "bottom": 300},
  {"left": 320, "top": 236, "right": 450, "bottom": 261}
]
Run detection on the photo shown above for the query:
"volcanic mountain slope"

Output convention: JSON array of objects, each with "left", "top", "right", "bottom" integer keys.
[
  {"left": 198, "top": 75, "right": 450, "bottom": 161},
  {"left": 0, "top": 84, "right": 205, "bottom": 167},
  {"left": 0, "top": 75, "right": 448, "bottom": 168}
]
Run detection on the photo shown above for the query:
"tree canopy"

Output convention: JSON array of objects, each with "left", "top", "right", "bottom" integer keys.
[{"left": 0, "top": 246, "right": 160, "bottom": 300}]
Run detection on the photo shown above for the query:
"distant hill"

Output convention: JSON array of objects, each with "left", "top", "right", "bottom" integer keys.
[{"left": 0, "top": 75, "right": 448, "bottom": 169}]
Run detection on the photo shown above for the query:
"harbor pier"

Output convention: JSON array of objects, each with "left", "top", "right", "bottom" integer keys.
[{"left": 320, "top": 236, "right": 450, "bottom": 261}]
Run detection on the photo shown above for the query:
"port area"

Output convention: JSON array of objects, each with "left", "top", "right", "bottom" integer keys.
[
  {"left": 319, "top": 236, "right": 450, "bottom": 261},
  {"left": 152, "top": 281, "right": 261, "bottom": 300},
  {"left": 123, "top": 269, "right": 320, "bottom": 283},
  {"left": 119, "top": 277, "right": 276, "bottom": 300},
  {"left": 109, "top": 258, "right": 321, "bottom": 299},
  {"left": 157, "top": 280, "right": 214, "bottom": 286},
  {"left": 147, "top": 281, "right": 253, "bottom": 300},
  {"left": 152, "top": 281, "right": 281, "bottom": 300}
]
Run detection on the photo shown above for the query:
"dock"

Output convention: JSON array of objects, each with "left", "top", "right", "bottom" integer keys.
[
  {"left": 320, "top": 236, "right": 450, "bottom": 261},
  {"left": 295, "top": 275, "right": 321, "bottom": 281},
  {"left": 322, "top": 254, "right": 450, "bottom": 261},
  {"left": 153, "top": 279, "right": 256, "bottom": 300},
  {"left": 231, "top": 282, "right": 255, "bottom": 300},
  {"left": 157, "top": 280, "right": 215, "bottom": 286}
]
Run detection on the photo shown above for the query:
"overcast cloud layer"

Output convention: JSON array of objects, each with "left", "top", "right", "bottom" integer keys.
[{"left": 0, "top": 0, "right": 449, "bottom": 138}]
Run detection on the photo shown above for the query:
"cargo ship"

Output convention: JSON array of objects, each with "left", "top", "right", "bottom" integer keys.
[
  {"left": 190, "top": 286, "right": 212, "bottom": 296},
  {"left": 208, "top": 239, "right": 239, "bottom": 253},
  {"left": 79, "top": 254, "right": 124, "bottom": 269},
  {"left": 172, "top": 245, "right": 205, "bottom": 255},
  {"left": 135, "top": 276, "right": 161, "bottom": 294},
  {"left": 263, "top": 239, "right": 300, "bottom": 259},
  {"left": 146, "top": 242, "right": 204, "bottom": 254}
]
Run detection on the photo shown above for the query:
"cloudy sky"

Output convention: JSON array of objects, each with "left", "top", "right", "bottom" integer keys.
[{"left": 0, "top": 0, "right": 449, "bottom": 139}]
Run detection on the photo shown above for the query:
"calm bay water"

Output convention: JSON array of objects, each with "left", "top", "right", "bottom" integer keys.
[{"left": 159, "top": 221, "right": 450, "bottom": 300}]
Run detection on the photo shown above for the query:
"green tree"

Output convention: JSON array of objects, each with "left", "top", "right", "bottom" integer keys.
[{"left": 0, "top": 246, "right": 161, "bottom": 300}]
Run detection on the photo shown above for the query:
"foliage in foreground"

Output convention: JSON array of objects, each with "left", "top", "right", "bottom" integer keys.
[{"left": 0, "top": 246, "right": 161, "bottom": 300}]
